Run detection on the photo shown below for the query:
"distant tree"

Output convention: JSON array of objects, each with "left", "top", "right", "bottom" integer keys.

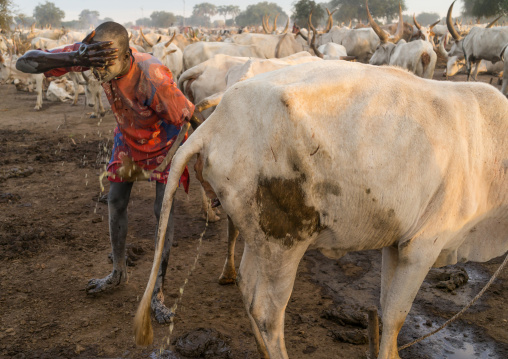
[
  {"left": 415, "top": 12, "right": 440, "bottom": 26},
  {"left": 187, "top": 13, "right": 211, "bottom": 27},
  {"left": 79, "top": 9, "right": 100, "bottom": 28},
  {"left": 135, "top": 17, "right": 151, "bottom": 27},
  {"left": 329, "top": 0, "right": 406, "bottom": 23},
  {"left": 217, "top": 5, "right": 229, "bottom": 23},
  {"left": 33, "top": 1, "right": 65, "bottom": 27},
  {"left": 0, "top": 0, "right": 13, "bottom": 29},
  {"left": 213, "top": 19, "right": 225, "bottom": 27},
  {"left": 14, "top": 14, "right": 36, "bottom": 27},
  {"left": 102, "top": 17, "right": 114, "bottom": 23},
  {"left": 463, "top": 0, "right": 507, "bottom": 18},
  {"left": 61, "top": 20, "right": 80, "bottom": 29},
  {"left": 235, "top": 2, "right": 288, "bottom": 28},
  {"left": 193, "top": 3, "right": 217, "bottom": 21},
  {"left": 150, "top": 11, "right": 176, "bottom": 27},
  {"left": 292, "top": 0, "right": 325, "bottom": 28},
  {"left": 228, "top": 5, "right": 241, "bottom": 21}
]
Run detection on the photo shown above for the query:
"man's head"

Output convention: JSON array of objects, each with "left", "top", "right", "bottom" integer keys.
[{"left": 88, "top": 22, "right": 130, "bottom": 82}]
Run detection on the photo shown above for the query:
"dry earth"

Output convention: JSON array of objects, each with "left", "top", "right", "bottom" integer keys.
[{"left": 0, "top": 65, "right": 506, "bottom": 359}]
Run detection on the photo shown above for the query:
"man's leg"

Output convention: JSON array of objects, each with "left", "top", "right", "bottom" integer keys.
[
  {"left": 151, "top": 181, "right": 175, "bottom": 323},
  {"left": 86, "top": 181, "right": 133, "bottom": 294}
]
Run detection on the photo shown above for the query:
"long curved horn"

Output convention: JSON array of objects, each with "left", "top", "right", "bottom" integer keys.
[
  {"left": 429, "top": 19, "right": 440, "bottom": 30},
  {"left": 273, "top": 14, "right": 279, "bottom": 33},
  {"left": 311, "top": 29, "right": 323, "bottom": 58},
  {"left": 308, "top": 10, "right": 317, "bottom": 37},
  {"left": 265, "top": 15, "right": 273, "bottom": 33},
  {"left": 296, "top": 30, "right": 308, "bottom": 41},
  {"left": 391, "top": 4, "right": 404, "bottom": 43},
  {"left": 308, "top": 10, "right": 323, "bottom": 58},
  {"left": 366, "top": 1, "right": 388, "bottom": 43},
  {"left": 282, "top": 18, "right": 289, "bottom": 34},
  {"left": 325, "top": 9, "right": 337, "bottom": 33},
  {"left": 413, "top": 14, "right": 421, "bottom": 30},
  {"left": 262, "top": 15, "right": 269, "bottom": 33},
  {"left": 446, "top": 1, "right": 462, "bottom": 41},
  {"left": 156, "top": 36, "right": 161, "bottom": 44},
  {"left": 486, "top": 15, "right": 502, "bottom": 28},
  {"left": 140, "top": 28, "right": 154, "bottom": 47},
  {"left": 436, "top": 37, "right": 449, "bottom": 59},
  {"left": 164, "top": 32, "right": 176, "bottom": 47},
  {"left": 129, "top": 33, "right": 133, "bottom": 41}
]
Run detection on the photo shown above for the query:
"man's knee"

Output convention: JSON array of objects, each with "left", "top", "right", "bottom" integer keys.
[{"left": 108, "top": 183, "right": 131, "bottom": 212}]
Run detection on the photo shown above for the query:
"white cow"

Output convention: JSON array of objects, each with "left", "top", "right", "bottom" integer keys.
[
  {"left": 82, "top": 70, "right": 106, "bottom": 118},
  {"left": 1, "top": 54, "right": 44, "bottom": 110},
  {"left": 182, "top": 42, "right": 266, "bottom": 71},
  {"left": 46, "top": 76, "right": 76, "bottom": 102},
  {"left": 445, "top": 1, "right": 507, "bottom": 95},
  {"left": 231, "top": 32, "right": 305, "bottom": 59},
  {"left": 368, "top": 6, "right": 437, "bottom": 79},
  {"left": 151, "top": 33, "right": 184, "bottom": 79},
  {"left": 134, "top": 60, "right": 508, "bottom": 359}
]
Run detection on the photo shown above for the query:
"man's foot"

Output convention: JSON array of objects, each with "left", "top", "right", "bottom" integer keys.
[
  {"left": 86, "top": 269, "right": 125, "bottom": 294},
  {"left": 151, "top": 293, "right": 174, "bottom": 324}
]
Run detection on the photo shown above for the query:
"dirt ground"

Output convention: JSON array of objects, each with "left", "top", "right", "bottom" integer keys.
[{"left": 0, "top": 66, "right": 507, "bottom": 359}]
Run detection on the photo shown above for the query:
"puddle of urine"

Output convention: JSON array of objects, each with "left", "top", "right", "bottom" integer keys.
[{"left": 405, "top": 315, "right": 497, "bottom": 359}]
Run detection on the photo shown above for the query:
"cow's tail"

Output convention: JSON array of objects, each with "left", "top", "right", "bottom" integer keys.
[
  {"left": 133, "top": 126, "right": 206, "bottom": 346},
  {"left": 420, "top": 49, "right": 436, "bottom": 79}
]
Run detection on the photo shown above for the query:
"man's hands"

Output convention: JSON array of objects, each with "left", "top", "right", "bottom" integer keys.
[{"left": 74, "top": 30, "right": 118, "bottom": 68}]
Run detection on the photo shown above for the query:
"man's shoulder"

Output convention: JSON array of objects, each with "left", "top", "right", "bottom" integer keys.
[{"left": 133, "top": 52, "right": 172, "bottom": 86}]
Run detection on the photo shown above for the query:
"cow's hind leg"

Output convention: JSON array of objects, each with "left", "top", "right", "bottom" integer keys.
[
  {"left": 218, "top": 215, "right": 238, "bottom": 285},
  {"left": 238, "top": 243, "right": 306, "bottom": 359},
  {"left": 378, "top": 239, "right": 441, "bottom": 359}
]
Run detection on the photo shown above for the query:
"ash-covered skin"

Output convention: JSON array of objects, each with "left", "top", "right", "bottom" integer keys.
[
  {"left": 88, "top": 30, "right": 130, "bottom": 83},
  {"left": 87, "top": 182, "right": 176, "bottom": 323},
  {"left": 15, "top": 29, "right": 118, "bottom": 74}
]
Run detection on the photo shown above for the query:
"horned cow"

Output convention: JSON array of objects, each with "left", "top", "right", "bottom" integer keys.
[{"left": 134, "top": 60, "right": 508, "bottom": 359}]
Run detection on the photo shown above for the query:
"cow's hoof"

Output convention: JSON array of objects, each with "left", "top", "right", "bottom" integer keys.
[
  {"left": 218, "top": 273, "right": 236, "bottom": 286},
  {"left": 34, "top": 106, "right": 41, "bottom": 111},
  {"left": 86, "top": 269, "right": 124, "bottom": 294},
  {"left": 151, "top": 296, "right": 174, "bottom": 324}
]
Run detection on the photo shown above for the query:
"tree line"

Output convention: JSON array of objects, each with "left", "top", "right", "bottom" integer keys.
[{"left": 1, "top": 0, "right": 506, "bottom": 31}]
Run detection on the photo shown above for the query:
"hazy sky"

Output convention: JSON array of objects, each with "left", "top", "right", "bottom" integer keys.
[{"left": 12, "top": 0, "right": 460, "bottom": 24}]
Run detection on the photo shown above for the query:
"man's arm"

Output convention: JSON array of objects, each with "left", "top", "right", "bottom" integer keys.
[{"left": 16, "top": 31, "right": 118, "bottom": 74}]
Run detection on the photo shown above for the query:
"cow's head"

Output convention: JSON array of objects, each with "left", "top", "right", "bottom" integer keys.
[
  {"left": 367, "top": 1, "right": 403, "bottom": 65},
  {"left": 152, "top": 32, "right": 178, "bottom": 60},
  {"left": 438, "top": 1, "right": 467, "bottom": 77}
]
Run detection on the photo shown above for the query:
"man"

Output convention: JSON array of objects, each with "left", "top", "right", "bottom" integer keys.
[{"left": 16, "top": 21, "right": 201, "bottom": 323}]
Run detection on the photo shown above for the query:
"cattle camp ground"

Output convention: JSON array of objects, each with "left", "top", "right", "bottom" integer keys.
[{"left": 1, "top": 3, "right": 508, "bottom": 359}]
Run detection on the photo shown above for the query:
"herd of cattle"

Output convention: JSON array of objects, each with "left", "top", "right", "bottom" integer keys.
[
  {"left": 0, "top": 1, "right": 506, "bottom": 117},
  {"left": 1, "top": 2, "right": 508, "bottom": 359}
]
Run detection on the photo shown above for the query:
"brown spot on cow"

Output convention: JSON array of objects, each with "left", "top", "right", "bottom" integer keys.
[
  {"left": 256, "top": 176, "right": 322, "bottom": 248},
  {"left": 313, "top": 182, "right": 342, "bottom": 197},
  {"left": 371, "top": 208, "right": 402, "bottom": 248},
  {"left": 421, "top": 52, "right": 431, "bottom": 67}
]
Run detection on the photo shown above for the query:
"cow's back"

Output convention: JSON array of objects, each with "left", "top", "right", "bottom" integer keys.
[{"left": 200, "top": 61, "right": 508, "bottom": 265}]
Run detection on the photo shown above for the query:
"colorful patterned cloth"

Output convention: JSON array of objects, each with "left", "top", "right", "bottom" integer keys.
[{"left": 45, "top": 44, "right": 194, "bottom": 191}]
